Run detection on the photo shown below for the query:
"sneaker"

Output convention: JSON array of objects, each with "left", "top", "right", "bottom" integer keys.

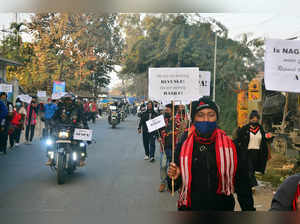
[
  {"left": 144, "top": 155, "right": 149, "bottom": 160},
  {"left": 159, "top": 183, "right": 166, "bottom": 192},
  {"left": 25, "top": 141, "right": 29, "bottom": 145},
  {"left": 15, "top": 143, "right": 19, "bottom": 147},
  {"left": 150, "top": 157, "right": 155, "bottom": 162}
]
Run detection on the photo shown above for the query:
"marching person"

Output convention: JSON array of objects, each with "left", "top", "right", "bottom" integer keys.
[
  {"left": 235, "top": 110, "right": 272, "bottom": 190},
  {"left": 270, "top": 173, "right": 300, "bottom": 211},
  {"left": 138, "top": 101, "right": 159, "bottom": 162},
  {"left": 167, "top": 97, "right": 255, "bottom": 211},
  {"left": 158, "top": 104, "right": 180, "bottom": 192},
  {"left": 0, "top": 92, "right": 8, "bottom": 154},
  {"left": 25, "top": 97, "right": 38, "bottom": 144},
  {"left": 43, "top": 98, "right": 58, "bottom": 137},
  {"left": 9, "top": 101, "right": 26, "bottom": 148}
]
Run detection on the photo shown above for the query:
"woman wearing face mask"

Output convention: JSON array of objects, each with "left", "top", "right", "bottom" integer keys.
[
  {"left": 167, "top": 97, "right": 255, "bottom": 211},
  {"left": 236, "top": 110, "right": 272, "bottom": 190}
]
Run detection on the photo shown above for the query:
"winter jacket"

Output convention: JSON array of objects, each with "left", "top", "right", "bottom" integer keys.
[{"left": 44, "top": 103, "right": 58, "bottom": 120}]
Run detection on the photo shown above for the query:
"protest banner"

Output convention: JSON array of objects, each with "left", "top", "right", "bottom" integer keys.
[
  {"left": 37, "top": 91, "right": 47, "bottom": 98},
  {"left": 148, "top": 67, "right": 200, "bottom": 102},
  {"left": 53, "top": 81, "right": 66, "bottom": 93},
  {"left": 73, "top": 129, "right": 93, "bottom": 141},
  {"left": 199, "top": 71, "right": 211, "bottom": 96},
  {"left": 18, "top": 94, "right": 32, "bottom": 104},
  {"left": 0, "top": 84, "right": 12, "bottom": 93},
  {"left": 265, "top": 38, "right": 300, "bottom": 93},
  {"left": 146, "top": 115, "right": 166, "bottom": 133}
]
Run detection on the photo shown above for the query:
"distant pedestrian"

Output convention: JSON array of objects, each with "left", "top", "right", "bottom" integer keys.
[
  {"left": 25, "top": 97, "right": 38, "bottom": 144},
  {"left": 0, "top": 92, "right": 8, "bottom": 154}
]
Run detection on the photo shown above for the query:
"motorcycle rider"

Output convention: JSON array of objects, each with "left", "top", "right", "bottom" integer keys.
[{"left": 46, "top": 94, "right": 88, "bottom": 166}]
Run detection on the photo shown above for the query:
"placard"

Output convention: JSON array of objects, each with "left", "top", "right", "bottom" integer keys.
[
  {"left": 73, "top": 129, "right": 93, "bottom": 141},
  {"left": 53, "top": 81, "right": 66, "bottom": 93},
  {"left": 199, "top": 71, "right": 211, "bottom": 97},
  {"left": 0, "top": 84, "right": 12, "bottom": 93},
  {"left": 51, "top": 92, "right": 66, "bottom": 100},
  {"left": 265, "top": 38, "right": 300, "bottom": 92},
  {"left": 18, "top": 94, "right": 32, "bottom": 104},
  {"left": 148, "top": 67, "right": 200, "bottom": 102},
  {"left": 37, "top": 91, "right": 47, "bottom": 98},
  {"left": 146, "top": 115, "right": 166, "bottom": 133}
]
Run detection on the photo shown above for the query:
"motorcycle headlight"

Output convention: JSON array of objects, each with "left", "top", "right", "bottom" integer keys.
[
  {"left": 58, "top": 131, "right": 70, "bottom": 139},
  {"left": 46, "top": 139, "right": 53, "bottom": 146}
]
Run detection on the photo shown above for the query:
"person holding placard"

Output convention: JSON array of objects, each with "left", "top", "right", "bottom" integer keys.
[
  {"left": 167, "top": 97, "right": 255, "bottom": 211},
  {"left": 138, "top": 101, "right": 159, "bottom": 162}
]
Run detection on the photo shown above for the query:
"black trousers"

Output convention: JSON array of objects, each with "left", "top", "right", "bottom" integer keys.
[
  {"left": 9, "top": 127, "right": 22, "bottom": 147},
  {"left": 25, "top": 125, "right": 35, "bottom": 142},
  {"left": 142, "top": 132, "right": 156, "bottom": 158},
  {"left": 0, "top": 127, "right": 8, "bottom": 153},
  {"left": 247, "top": 150, "right": 260, "bottom": 187}
]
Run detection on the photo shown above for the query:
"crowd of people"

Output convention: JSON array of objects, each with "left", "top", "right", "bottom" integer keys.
[
  {"left": 0, "top": 92, "right": 103, "bottom": 156},
  {"left": 137, "top": 97, "right": 299, "bottom": 212}
]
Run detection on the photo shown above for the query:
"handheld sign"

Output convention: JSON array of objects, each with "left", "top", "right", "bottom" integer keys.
[
  {"left": 0, "top": 84, "right": 12, "bottom": 93},
  {"left": 37, "top": 91, "right": 47, "bottom": 98},
  {"left": 146, "top": 115, "right": 166, "bottom": 133},
  {"left": 148, "top": 67, "right": 200, "bottom": 102},
  {"left": 18, "top": 94, "right": 32, "bottom": 104},
  {"left": 73, "top": 129, "right": 93, "bottom": 141},
  {"left": 199, "top": 71, "right": 211, "bottom": 97},
  {"left": 265, "top": 38, "right": 300, "bottom": 93}
]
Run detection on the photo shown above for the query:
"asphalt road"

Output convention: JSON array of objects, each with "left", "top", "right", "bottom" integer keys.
[{"left": 0, "top": 115, "right": 177, "bottom": 223}]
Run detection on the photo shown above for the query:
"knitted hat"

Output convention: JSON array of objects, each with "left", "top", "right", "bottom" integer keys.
[{"left": 191, "top": 97, "right": 219, "bottom": 122}]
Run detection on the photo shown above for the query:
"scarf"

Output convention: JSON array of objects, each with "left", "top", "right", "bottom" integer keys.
[
  {"left": 250, "top": 125, "right": 260, "bottom": 135},
  {"left": 292, "top": 182, "right": 300, "bottom": 211},
  {"left": 178, "top": 125, "right": 238, "bottom": 208}
]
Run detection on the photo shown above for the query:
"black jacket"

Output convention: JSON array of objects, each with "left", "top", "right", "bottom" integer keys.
[
  {"left": 168, "top": 131, "right": 255, "bottom": 211},
  {"left": 235, "top": 124, "right": 269, "bottom": 174},
  {"left": 138, "top": 109, "right": 159, "bottom": 133}
]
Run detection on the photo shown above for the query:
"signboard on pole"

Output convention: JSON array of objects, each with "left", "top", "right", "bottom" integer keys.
[
  {"left": 18, "top": 94, "right": 32, "bottom": 104},
  {"left": 73, "top": 129, "right": 93, "bottom": 141},
  {"left": 199, "top": 71, "right": 211, "bottom": 96},
  {"left": 265, "top": 38, "right": 300, "bottom": 92},
  {"left": 53, "top": 81, "right": 66, "bottom": 93},
  {"left": 0, "top": 84, "right": 12, "bottom": 93},
  {"left": 148, "top": 67, "right": 200, "bottom": 102},
  {"left": 146, "top": 115, "right": 166, "bottom": 133},
  {"left": 37, "top": 91, "right": 47, "bottom": 98}
]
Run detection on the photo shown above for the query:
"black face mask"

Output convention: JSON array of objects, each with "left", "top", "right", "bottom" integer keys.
[{"left": 250, "top": 122, "right": 259, "bottom": 127}]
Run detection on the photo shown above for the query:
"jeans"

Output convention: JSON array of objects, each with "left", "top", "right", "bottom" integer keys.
[
  {"left": 25, "top": 125, "right": 35, "bottom": 142},
  {"left": 160, "top": 149, "right": 172, "bottom": 184},
  {"left": 142, "top": 132, "right": 156, "bottom": 158}
]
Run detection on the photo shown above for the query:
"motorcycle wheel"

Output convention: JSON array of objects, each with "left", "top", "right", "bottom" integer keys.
[{"left": 57, "top": 153, "right": 65, "bottom": 185}]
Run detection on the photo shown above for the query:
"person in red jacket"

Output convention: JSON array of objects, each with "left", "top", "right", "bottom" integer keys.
[{"left": 9, "top": 101, "right": 25, "bottom": 148}]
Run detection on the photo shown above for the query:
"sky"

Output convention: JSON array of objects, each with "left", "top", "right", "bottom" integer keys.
[{"left": 1, "top": 13, "right": 300, "bottom": 88}]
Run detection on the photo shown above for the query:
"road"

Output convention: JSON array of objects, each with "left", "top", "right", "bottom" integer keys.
[{"left": 0, "top": 115, "right": 273, "bottom": 223}]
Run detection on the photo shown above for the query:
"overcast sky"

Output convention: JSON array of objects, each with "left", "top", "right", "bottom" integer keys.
[{"left": 1, "top": 12, "right": 299, "bottom": 88}]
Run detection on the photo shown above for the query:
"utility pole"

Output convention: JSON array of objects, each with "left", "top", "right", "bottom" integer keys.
[{"left": 213, "top": 32, "right": 217, "bottom": 102}]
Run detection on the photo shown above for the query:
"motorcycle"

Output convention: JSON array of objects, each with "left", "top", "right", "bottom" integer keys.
[
  {"left": 45, "top": 123, "right": 88, "bottom": 185},
  {"left": 108, "top": 106, "right": 120, "bottom": 128}
]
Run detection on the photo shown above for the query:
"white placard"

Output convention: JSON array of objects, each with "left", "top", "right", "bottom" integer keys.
[
  {"left": 146, "top": 115, "right": 166, "bottom": 133},
  {"left": 265, "top": 38, "right": 300, "bottom": 92},
  {"left": 73, "top": 129, "right": 93, "bottom": 141},
  {"left": 148, "top": 67, "right": 200, "bottom": 102},
  {"left": 199, "top": 71, "right": 211, "bottom": 96},
  {"left": 18, "top": 94, "right": 32, "bottom": 104},
  {"left": 109, "top": 106, "right": 117, "bottom": 110},
  {"left": 51, "top": 92, "right": 66, "bottom": 100},
  {"left": 0, "top": 84, "right": 12, "bottom": 93},
  {"left": 37, "top": 91, "right": 47, "bottom": 98}
]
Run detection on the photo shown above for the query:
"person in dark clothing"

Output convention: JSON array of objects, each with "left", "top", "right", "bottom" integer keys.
[
  {"left": 270, "top": 174, "right": 300, "bottom": 211},
  {"left": 138, "top": 101, "right": 159, "bottom": 162},
  {"left": 235, "top": 110, "right": 272, "bottom": 189},
  {"left": 0, "top": 92, "right": 8, "bottom": 154},
  {"left": 167, "top": 97, "right": 255, "bottom": 211},
  {"left": 25, "top": 97, "right": 38, "bottom": 144}
]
